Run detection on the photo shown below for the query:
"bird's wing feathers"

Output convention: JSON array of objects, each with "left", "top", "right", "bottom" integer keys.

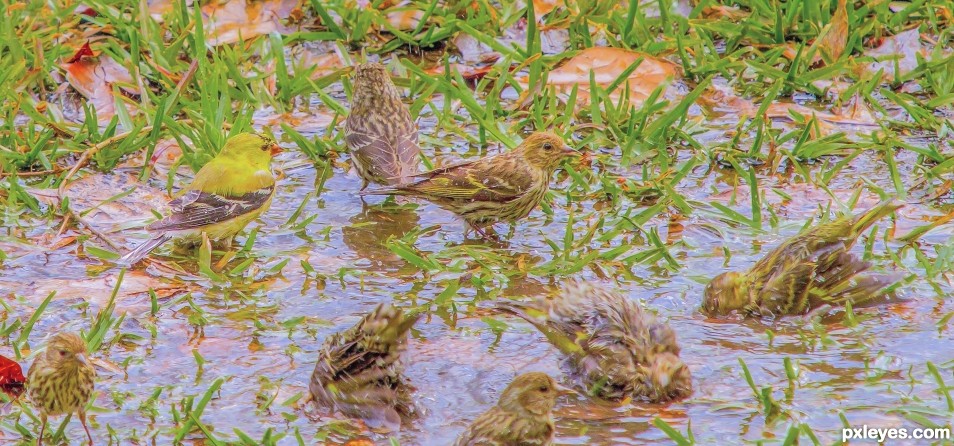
[
  {"left": 147, "top": 185, "right": 275, "bottom": 232},
  {"left": 404, "top": 161, "right": 533, "bottom": 202},
  {"left": 347, "top": 116, "right": 420, "bottom": 185},
  {"left": 758, "top": 244, "right": 845, "bottom": 315}
]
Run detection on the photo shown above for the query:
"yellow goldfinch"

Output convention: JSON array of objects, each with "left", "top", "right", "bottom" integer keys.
[{"left": 121, "top": 132, "right": 281, "bottom": 265}]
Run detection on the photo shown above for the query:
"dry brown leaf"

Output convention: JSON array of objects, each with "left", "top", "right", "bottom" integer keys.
[
  {"left": 701, "top": 4, "right": 748, "bottom": 20},
  {"left": 252, "top": 109, "right": 336, "bottom": 133},
  {"left": 61, "top": 45, "right": 139, "bottom": 123},
  {"left": 2, "top": 270, "right": 189, "bottom": 307},
  {"left": 202, "top": 0, "right": 298, "bottom": 46},
  {"left": 530, "top": 0, "right": 563, "bottom": 17},
  {"left": 62, "top": 172, "right": 172, "bottom": 247},
  {"left": 864, "top": 28, "right": 922, "bottom": 81},
  {"left": 700, "top": 82, "right": 877, "bottom": 128},
  {"left": 522, "top": 46, "right": 680, "bottom": 111},
  {"left": 384, "top": 9, "right": 424, "bottom": 30},
  {"left": 117, "top": 138, "right": 188, "bottom": 179},
  {"left": 812, "top": 0, "right": 849, "bottom": 66}
]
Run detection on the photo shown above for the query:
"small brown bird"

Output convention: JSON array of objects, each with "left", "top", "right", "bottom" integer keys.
[
  {"left": 500, "top": 282, "right": 692, "bottom": 403},
  {"left": 454, "top": 372, "right": 565, "bottom": 446},
  {"left": 27, "top": 332, "right": 97, "bottom": 446},
  {"left": 345, "top": 62, "right": 421, "bottom": 189},
  {"left": 309, "top": 303, "right": 419, "bottom": 432},
  {"left": 361, "top": 132, "right": 579, "bottom": 238},
  {"left": 702, "top": 200, "right": 903, "bottom": 317}
]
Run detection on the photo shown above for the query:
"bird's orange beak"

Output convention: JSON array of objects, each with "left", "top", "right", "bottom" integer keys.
[{"left": 269, "top": 143, "right": 283, "bottom": 156}]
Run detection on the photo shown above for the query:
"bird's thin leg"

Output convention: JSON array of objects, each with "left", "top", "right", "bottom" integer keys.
[
  {"left": 80, "top": 410, "right": 93, "bottom": 445},
  {"left": 36, "top": 415, "right": 46, "bottom": 446},
  {"left": 506, "top": 223, "right": 516, "bottom": 239},
  {"left": 469, "top": 223, "right": 490, "bottom": 239}
]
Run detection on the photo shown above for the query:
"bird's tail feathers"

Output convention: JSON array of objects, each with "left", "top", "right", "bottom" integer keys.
[
  {"left": 826, "top": 271, "right": 906, "bottom": 307},
  {"left": 360, "top": 304, "right": 420, "bottom": 350},
  {"left": 496, "top": 299, "right": 584, "bottom": 355},
  {"left": 119, "top": 233, "right": 172, "bottom": 266},
  {"left": 359, "top": 187, "right": 403, "bottom": 197},
  {"left": 852, "top": 199, "right": 903, "bottom": 235}
]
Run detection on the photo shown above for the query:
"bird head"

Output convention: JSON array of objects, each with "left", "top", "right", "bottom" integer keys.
[
  {"left": 352, "top": 62, "right": 401, "bottom": 104},
  {"left": 518, "top": 132, "right": 580, "bottom": 172},
  {"left": 498, "top": 372, "right": 566, "bottom": 417},
  {"left": 44, "top": 332, "right": 90, "bottom": 370},
  {"left": 643, "top": 352, "right": 692, "bottom": 402},
  {"left": 219, "top": 132, "right": 281, "bottom": 171},
  {"left": 701, "top": 271, "right": 747, "bottom": 315}
]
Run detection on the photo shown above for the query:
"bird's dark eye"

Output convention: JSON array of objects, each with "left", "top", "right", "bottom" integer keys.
[
  {"left": 539, "top": 385, "right": 549, "bottom": 392},
  {"left": 59, "top": 350, "right": 67, "bottom": 357},
  {"left": 542, "top": 143, "right": 553, "bottom": 151}
]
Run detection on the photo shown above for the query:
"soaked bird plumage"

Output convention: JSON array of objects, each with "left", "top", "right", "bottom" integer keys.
[
  {"left": 345, "top": 62, "right": 421, "bottom": 188},
  {"left": 499, "top": 282, "right": 692, "bottom": 403},
  {"left": 121, "top": 132, "right": 281, "bottom": 265},
  {"left": 453, "top": 372, "right": 564, "bottom": 446},
  {"left": 27, "top": 332, "right": 97, "bottom": 446},
  {"left": 309, "top": 303, "right": 419, "bottom": 432},
  {"left": 361, "top": 131, "right": 578, "bottom": 238},
  {"left": 702, "top": 200, "right": 903, "bottom": 317}
]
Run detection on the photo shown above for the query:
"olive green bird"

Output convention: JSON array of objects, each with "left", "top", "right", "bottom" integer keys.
[
  {"left": 454, "top": 372, "right": 567, "bottom": 446},
  {"left": 499, "top": 282, "right": 692, "bottom": 403},
  {"left": 361, "top": 132, "right": 578, "bottom": 238},
  {"left": 702, "top": 200, "right": 903, "bottom": 317},
  {"left": 27, "top": 332, "right": 97, "bottom": 446},
  {"left": 120, "top": 132, "right": 281, "bottom": 265},
  {"left": 346, "top": 62, "right": 420, "bottom": 189},
  {"left": 309, "top": 303, "right": 420, "bottom": 432}
]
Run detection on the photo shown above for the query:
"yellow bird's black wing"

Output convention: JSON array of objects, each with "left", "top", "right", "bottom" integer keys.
[{"left": 147, "top": 185, "right": 274, "bottom": 232}]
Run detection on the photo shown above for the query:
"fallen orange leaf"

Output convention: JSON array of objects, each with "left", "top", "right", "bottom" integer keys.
[
  {"left": 522, "top": 47, "right": 680, "bottom": 111},
  {"left": 202, "top": 0, "right": 298, "bottom": 46},
  {"left": 61, "top": 51, "right": 138, "bottom": 122},
  {"left": 65, "top": 41, "right": 94, "bottom": 64}
]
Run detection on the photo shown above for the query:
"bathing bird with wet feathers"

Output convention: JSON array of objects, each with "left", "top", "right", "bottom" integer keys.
[
  {"left": 309, "top": 303, "right": 420, "bottom": 432},
  {"left": 499, "top": 282, "right": 692, "bottom": 403},
  {"left": 702, "top": 200, "right": 903, "bottom": 317}
]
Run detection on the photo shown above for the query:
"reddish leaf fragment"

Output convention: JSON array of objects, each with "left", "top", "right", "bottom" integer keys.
[
  {"left": 0, "top": 355, "right": 25, "bottom": 398},
  {"left": 65, "top": 42, "right": 94, "bottom": 64},
  {"left": 77, "top": 5, "right": 99, "bottom": 17}
]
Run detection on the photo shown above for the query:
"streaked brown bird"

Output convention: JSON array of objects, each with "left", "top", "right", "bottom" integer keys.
[
  {"left": 361, "top": 132, "right": 578, "bottom": 238},
  {"left": 27, "top": 332, "right": 97, "bottom": 446},
  {"left": 309, "top": 303, "right": 419, "bottom": 432},
  {"left": 499, "top": 282, "right": 692, "bottom": 403},
  {"left": 345, "top": 62, "right": 420, "bottom": 189},
  {"left": 453, "top": 372, "right": 565, "bottom": 446},
  {"left": 702, "top": 200, "right": 903, "bottom": 317}
]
